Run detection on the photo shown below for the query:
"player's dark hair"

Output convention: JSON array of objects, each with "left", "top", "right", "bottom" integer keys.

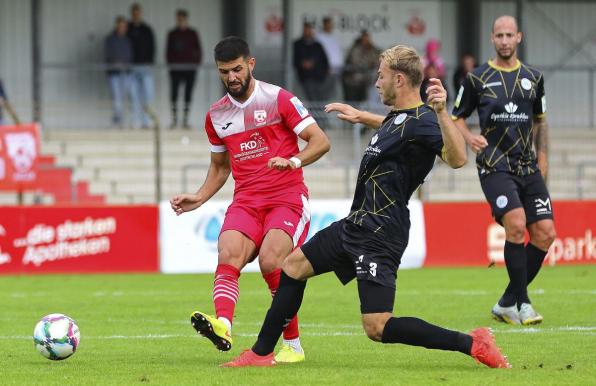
[
  {"left": 214, "top": 36, "right": 251, "bottom": 62},
  {"left": 176, "top": 9, "right": 188, "bottom": 18}
]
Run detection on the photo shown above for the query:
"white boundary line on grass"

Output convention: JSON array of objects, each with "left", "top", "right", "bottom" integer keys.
[
  {"left": 3, "top": 326, "right": 596, "bottom": 340},
  {"left": 4, "top": 289, "right": 596, "bottom": 298}
]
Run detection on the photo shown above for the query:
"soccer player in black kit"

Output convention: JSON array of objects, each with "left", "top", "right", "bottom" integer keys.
[
  {"left": 452, "top": 16, "right": 556, "bottom": 325},
  {"left": 221, "top": 45, "right": 510, "bottom": 369}
]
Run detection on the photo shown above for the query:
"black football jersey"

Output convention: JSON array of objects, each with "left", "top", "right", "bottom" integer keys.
[
  {"left": 347, "top": 104, "right": 444, "bottom": 240},
  {"left": 451, "top": 60, "right": 546, "bottom": 176}
]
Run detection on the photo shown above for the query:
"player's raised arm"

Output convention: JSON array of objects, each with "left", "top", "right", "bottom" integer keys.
[
  {"left": 170, "top": 151, "right": 231, "bottom": 215},
  {"left": 426, "top": 78, "right": 467, "bottom": 168},
  {"left": 268, "top": 123, "right": 330, "bottom": 170},
  {"left": 324, "top": 102, "right": 385, "bottom": 129}
]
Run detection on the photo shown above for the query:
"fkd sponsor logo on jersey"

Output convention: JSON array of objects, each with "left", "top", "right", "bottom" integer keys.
[
  {"left": 240, "top": 132, "right": 266, "bottom": 151},
  {"left": 235, "top": 132, "right": 270, "bottom": 161},
  {"left": 254, "top": 110, "right": 267, "bottom": 127},
  {"left": 490, "top": 102, "right": 529, "bottom": 122}
]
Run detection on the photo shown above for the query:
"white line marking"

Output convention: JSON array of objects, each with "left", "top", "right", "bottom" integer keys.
[
  {"left": 5, "top": 289, "right": 595, "bottom": 298},
  {"left": 4, "top": 326, "right": 596, "bottom": 340}
]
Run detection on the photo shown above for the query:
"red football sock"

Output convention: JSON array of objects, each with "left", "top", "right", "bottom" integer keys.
[
  {"left": 263, "top": 268, "right": 300, "bottom": 340},
  {"left": 213, "top": 264, "right": 240, "bottom": 325}
]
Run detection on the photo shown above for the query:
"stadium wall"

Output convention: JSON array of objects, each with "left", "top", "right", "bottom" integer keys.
[
  {"left": 424, "top": 201, "right": 596, "bottom": 267},
  {"left": 0, "top": 206, "right": 159, "bottom": 274},
  {"left": 1, "top": 200, "right": 594, "bottom": 275},
  {"left": 159, "top": 199, "right": 426, "bottom": 274}
]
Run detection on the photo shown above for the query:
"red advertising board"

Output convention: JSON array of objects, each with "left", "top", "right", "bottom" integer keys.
[
  {"left": 0, "top": 206, "right": 158, "bottom": 274},
  {"left": 423, "top": 201, "right": 596, "bottom": 266},
  {"left": 0, "top": 124, "right": 41, "bottom": 190}
]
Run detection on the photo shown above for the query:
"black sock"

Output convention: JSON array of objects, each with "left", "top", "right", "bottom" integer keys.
[
  {"left": 252, "top": 272, "right": 306, "bottom": 356},
  {"left": 381, "top": 317, "right": 472, "bottom": 355},
  {"left": 499, "top": 241, "right": 529, "bottom": 307},
  {"left": 526, "top": 243, "right": 547, "bottom": 285}
]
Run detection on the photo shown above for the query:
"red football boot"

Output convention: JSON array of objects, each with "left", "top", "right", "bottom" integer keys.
[
  {"left": 220, "top": 349, "right": 277, "bottom": 368},
  {"left": 470, "top": 327, "right": 511, "bottom": 368}
]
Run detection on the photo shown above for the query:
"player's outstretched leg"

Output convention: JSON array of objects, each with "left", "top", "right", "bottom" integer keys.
[
  {"left": 263, "top": 268, "right": 304, "bottom": 363},
  {"left": 190, "top": 311, "right": 232, "bottom": 352},
  {"left": 378, "top": 316, "right": 510, "bottom": 369}
]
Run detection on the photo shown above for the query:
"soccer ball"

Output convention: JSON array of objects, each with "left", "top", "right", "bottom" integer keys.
[{"left": 33, "top": 313, "right": 80, "bottom": 360}]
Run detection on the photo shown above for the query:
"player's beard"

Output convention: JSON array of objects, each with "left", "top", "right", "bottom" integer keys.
[
  {"left": 225, "top": 72, "right": 252, "bottom": 98},
  {"left": 496, "top": 46, "right": 516, "bottom": 61}
]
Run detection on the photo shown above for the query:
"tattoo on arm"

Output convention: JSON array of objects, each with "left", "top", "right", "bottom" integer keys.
[{"left": 534, "top": 118, "right": 548, "bottom": 155}]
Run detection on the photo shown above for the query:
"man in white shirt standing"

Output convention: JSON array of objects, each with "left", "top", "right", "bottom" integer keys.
[{"left": 317, "top": 16, "right": 343, "bottom": 100}]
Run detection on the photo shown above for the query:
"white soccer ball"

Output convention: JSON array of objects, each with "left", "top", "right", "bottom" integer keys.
[{"left": 33, "top": 313, "right": 80, "bottom": 360}]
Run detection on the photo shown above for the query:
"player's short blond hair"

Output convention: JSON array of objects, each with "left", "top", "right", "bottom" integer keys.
[{"left": 379, "top": 45, "right": 423, "bottom": 87}]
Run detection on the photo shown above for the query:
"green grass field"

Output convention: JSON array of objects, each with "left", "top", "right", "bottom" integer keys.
[{"left": 1, "top": 265, "right": 595, "bottom": 385}]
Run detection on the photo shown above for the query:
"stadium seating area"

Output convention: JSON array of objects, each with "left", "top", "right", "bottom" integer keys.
[{"left": 0, "top": 127, "right": 594, "bottom": 205}]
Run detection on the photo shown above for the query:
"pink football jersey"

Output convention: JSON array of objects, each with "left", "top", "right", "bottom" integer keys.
[{"left": 205, "top": 80, "right": 315, "bottom": 197}]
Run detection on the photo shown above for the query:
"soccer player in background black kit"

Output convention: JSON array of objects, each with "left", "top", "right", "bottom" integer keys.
[
  {"left": 221, "top": 45, "right": 510, "bottom": 369},
  {"left": 452, "top": 16, "right": 557, "bottom": 325}
]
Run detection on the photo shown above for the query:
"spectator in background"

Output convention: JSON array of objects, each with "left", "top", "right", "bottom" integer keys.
[
  {"left": 452, "top": 54, "right": 477, "bottom": 94},
  {"left": 423, "top": 38, "right": 446, "bottom": 80},
  {"left": 105, "top": 16, "right": 141, "bottom": 129},
  {"left": 128, "top": 3, "right": 155, "bottom": 129},
  {"left": 317, "top": 16, "right": 343, "bottom": 100},
  {"left": 0, "top": 79, "right": 8, "bottom": 124},
  {"left": 0, "top": 79, "right": 19, "bottom": 125},
  {"left": 421, "top": 39, "right": 448, "bottom": 103},
  {"left": 342, "top": 30, "right": 381, "bottom": 102},
  {"left": 420, "top": 63, "right": 449, "bottom": 103},
  {"left": 166, "top": 9, "right": 202, "bottom": 129},
  {"left": 293, "top": 22, "right": 329, "bottom": 102}
]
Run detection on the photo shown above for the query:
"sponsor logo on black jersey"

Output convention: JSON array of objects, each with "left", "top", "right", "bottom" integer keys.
[{"left": 490, "top": 102, "right": 529, "bottom": 122}]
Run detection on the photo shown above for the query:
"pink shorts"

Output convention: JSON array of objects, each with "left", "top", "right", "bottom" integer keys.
[{"left": 220, "top": 192, "right": 311, "bottom": 250}]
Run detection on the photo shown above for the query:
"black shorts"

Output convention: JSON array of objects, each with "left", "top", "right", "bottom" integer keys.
[
  {"left": 480, "top": 171, "right": 554, "bottom": 225},
  {"left": 301, "top": 219, "right": 407, "bottom": 313}
]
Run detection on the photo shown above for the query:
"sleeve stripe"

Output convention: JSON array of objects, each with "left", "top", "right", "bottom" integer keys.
[
  {"left": 293, "top": 116, "right": 316, "bottom": 135},
  {"left": 210, "top": 144, "right": 227, "bottom": 153}
]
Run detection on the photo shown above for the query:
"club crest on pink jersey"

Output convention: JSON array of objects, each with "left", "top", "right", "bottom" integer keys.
[{"left": 254, "top": 110, "right": 267, "bottom": 126}]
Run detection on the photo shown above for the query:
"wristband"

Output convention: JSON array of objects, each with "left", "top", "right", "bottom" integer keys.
[{"left": 289, "top": 157, "right": 302, "bottom": 169}]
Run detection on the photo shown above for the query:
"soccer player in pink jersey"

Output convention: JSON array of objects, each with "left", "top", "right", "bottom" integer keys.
[{"left": 170, "top": 36, "right": 330, "bottom": 362}]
